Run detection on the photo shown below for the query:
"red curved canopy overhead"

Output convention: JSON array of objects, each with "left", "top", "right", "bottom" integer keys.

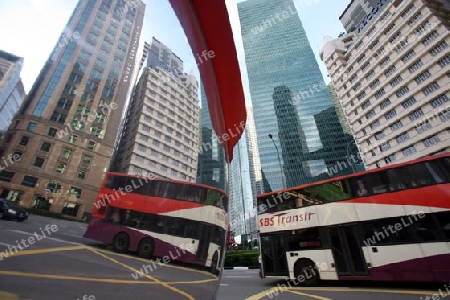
[{"left": 168, "top": 0, "right": 247, "bottom": 163}]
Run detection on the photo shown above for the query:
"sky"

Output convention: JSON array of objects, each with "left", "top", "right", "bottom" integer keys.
[{"left": 0, "top": 0, "right": 350, "bottom": 97}]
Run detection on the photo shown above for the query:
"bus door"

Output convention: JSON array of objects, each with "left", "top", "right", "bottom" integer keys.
[
  {"left": 260, "top": 235, "right": 289, "bottom": 276},
  {"left": 196, "top": 223, "right": 212, "bottom": 261},
  {"left": 328, "top": 225, "right": 369, "bottom": 277}
]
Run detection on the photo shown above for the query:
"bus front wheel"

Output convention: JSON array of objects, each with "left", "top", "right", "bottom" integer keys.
[
  {"left": 294, "top": 259, "right": 320, "bottom": 287},
  {"left": 137, "top": 238, "right": 155, "bottom": 258},
  {"left": 113, "top": 232, "right": 130, "bottom": 253}
]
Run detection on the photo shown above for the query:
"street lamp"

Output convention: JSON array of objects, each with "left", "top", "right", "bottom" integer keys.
[
  {"left": 346, "top": 134, "right": 373, "bottom": 172},
  {"left": 268, "top": 134, "right": 286, "bottom": 189}
]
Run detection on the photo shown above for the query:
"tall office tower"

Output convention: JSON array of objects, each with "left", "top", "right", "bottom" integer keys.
[
  {"left": 227, "top": 107, "right": 261, "bottom": 238},
  {"left": 110, "top": 38, "right": 200, "bottom": 182},
  {"left": 0, "top": 0, "right": 145, "bottom": 218},
  {"left": 245, "top": 106, "right": 263, "bottom": 196},
  {"left": 0, "top": 50, "right": 25, "bottom": 133},
  {"left": 321, "top": 0, "right": 450, "bottom": 170},
  {"left": 238, "top": 0, "right": 356, "bottom": 190},
  {"left": 196, "top": 83, "right": 227, "bottom": 190},
  {"left": 328, "top": 84, "right": 351, "bottom": 134},
  {"left": 228, "top": 130, "right": 254, "bottom": 237}
]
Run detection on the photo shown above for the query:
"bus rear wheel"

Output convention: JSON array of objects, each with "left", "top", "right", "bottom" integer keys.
[
  {"left": 113, "top": 232, "right": 130, "bottom": 253},
  {"left": 294, "top": 259, "right": 320, "bottom": 287},
  {"left": 211, "top": 251, "right": 219, "bottom": 275},
  {"left": 137, "top": 238, "right": 155, "bottom": 258}
]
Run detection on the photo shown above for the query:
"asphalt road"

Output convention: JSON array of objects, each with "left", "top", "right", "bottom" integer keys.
[
  {"left": 0, "top": 215, "right": 448, "bottom": 300},
  {"left": 0, "top": 215, "right": 220, "bottom": 300}
]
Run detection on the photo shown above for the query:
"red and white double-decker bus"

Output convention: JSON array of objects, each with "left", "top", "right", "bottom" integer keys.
[
  {"left": 84, "top": 172, "right": 228, "bottom": 273},
  {"left": 257, "top": 153, "right": 450, "bottom": 286}
]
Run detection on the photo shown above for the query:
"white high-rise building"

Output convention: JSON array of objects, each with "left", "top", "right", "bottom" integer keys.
[
  {"left": 321, "top": 0, "right": 450, "bottom": 169},
  {"left": 111, "top": 38, "right": 200, "bottom": 181}
]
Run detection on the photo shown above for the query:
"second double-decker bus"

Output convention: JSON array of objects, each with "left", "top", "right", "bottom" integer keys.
[
  {"left": 84, "top": 172, "right": 228, "bottom": 274},
  {"left": 257, "top": 153, "right": 450, "bottom": 286}
]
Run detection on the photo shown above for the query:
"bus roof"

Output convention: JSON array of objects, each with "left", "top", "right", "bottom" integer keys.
[
  {"left": 104, "top": 172, "right": 228, "bottom": 195},
  {"left": 257, "top": 152, "right": 450, "bottom": 198}
]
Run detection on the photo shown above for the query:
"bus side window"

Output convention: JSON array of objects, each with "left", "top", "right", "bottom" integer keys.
[
  {"left": 349, "top": 177, "right": 371, "bottom": 197},
  {"left": 220, "top": 195, "right": 228, "bottom": 210},
  {"left": 386, "top": 170, "right": 405, "bottom": 191},
  {"left": 387, "top": 167, "right": 414, "bottom": 190},
  {"left": 425, "top": 162, "right": 444, "bottom": 184},
  {"left": 434, "top": 211, "right": 450, "bottom": 240},
  {"left": 105, "top": 175, "right": 129, "bottom": 191},
  {"left": 411, "top": 215, "right": 440, "bottom": 242},
  {"left": 134, "top": 179, "right": 151, "bottom": 196},
  {"left": 305, "top": 181, "right": 351, "bottom": 203},
  {"left": 124, "top": 211, "right": 142, "bottom": 228},
  {"left": 205, "top": 189, "right": 219, "bottom": 205},
  {"left": 107, "top": 207, "right": 123, "bottom": 224},
  {"left": 408, "top": 163, "right": 439, "bottom": 187},
  {"left": 439, "top": 158, "right": 450, "bottom": 182},
  {"left": 98, "top": 206, "right": 107, "bottom": 215}
]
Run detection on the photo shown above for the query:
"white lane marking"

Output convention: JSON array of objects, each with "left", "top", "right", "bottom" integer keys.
[
  {"left": 9, "top": 229, "right": 83, "bottom": 245},
  {"left": 46, "top": 237, "right": 83, "bottom": 246},
  {"left": 63, "top": 233, "right": 83, "bottom": 238},
  {"left": 225, "top": 276, "right": 252, "bottom": 278},
  {"left": 0, "top": 242, "right": 13, "bottom": 247}
]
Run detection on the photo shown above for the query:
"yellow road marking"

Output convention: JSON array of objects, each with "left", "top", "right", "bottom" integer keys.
[
  {"left": 246, "top": 285, "right": 441, "bottom": 299},
  {"left": 287, "top": 290, "right": 331, "bottom": 299},
  {"left": 89, "top": 248, "right": 195, "bottom": 300},
  {"left": 171, "top": 278, "right": 217, "bottom": 285},
  {"left": 4, "top": 246, "right": 87, "bottom": 257},
  {"left": 0, "top": 270, "right": 218, "bottom": 285},
  {"left": 0, "top": 290, "right": 29, "bottom": 300},
  {"left": 95, "top": 248, "right": 216, "bottom": 278},
  {"left": 2, "top": 245, "right": 217, "bottom": 285},
  {"left": 0, "top": 271, "right": 156, "bottom": 284},
  {"left": 245, "top": 287, "right": 286, "bottom": 300},
  {"left": 289, "top": 287, "right": 440, "bottom": 295},
  {"left": 246, "top": 287, "right": 331, "bottom": 299}
]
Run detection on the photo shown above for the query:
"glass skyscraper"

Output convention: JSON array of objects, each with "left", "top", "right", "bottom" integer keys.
[
  {"left": 238, "top": 0, "right": 357, "bottom": 191},
  {"left": 196, "top": 82, "right": 227, "bottom": 190}
]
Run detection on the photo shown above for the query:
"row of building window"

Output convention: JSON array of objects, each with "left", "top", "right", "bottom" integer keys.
[
  {"left": 140, "top": 123, "right": 195, "bottom": 147},
  {"left": 136, "top": 143, "right": 194, "bottom": 165},
  {"left": 361, "top": 83, "right": 444, "bottom": 122},
  {"left": 133, "top": 155, "right": 193, "bottom": 178},
  {"left": 0, "top": 171, "right": 82, "bottom": 198},
  {"left": 14, "top": 134, "right": 93, "bottom": 175},
  {"left": 350, "top": 51, "right": 441, "bottom": 114},
  {"left": 131, "top": 165, "right": 191, "bottom": 182},
  {"left": 379, "top": 134, "right": 444, "bottom": 166},
  {"left": 5, "top": 125, "right": 97, "bottom": 152},
  {"left": 345, "top": 14, "right": 443, "bottom": 95}
]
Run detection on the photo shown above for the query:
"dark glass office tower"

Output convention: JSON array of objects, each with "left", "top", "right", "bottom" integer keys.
[
  {"left": 196, "top": 82, "right": 226, "bottom": 190},
  {"left": 238, "top": 0, "right": 356, "bottom": 190},
  {"left": 0, "top": 0, "right": 145, "bottom": 218}
]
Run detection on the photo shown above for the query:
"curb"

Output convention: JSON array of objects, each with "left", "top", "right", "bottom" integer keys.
[
  {"left": 224, "top": 266, "right": 259, "bottom": 270},
  {"left": 223, "top": 266, "right": 259, "bottom": 270},
  {"left": 233, "top": 267, "right": 249, "bottom": 270}
]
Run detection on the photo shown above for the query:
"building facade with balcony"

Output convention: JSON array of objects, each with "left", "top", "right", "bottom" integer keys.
[{"left": 321, "top": 0, "right": 450, "bottom": 169}]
